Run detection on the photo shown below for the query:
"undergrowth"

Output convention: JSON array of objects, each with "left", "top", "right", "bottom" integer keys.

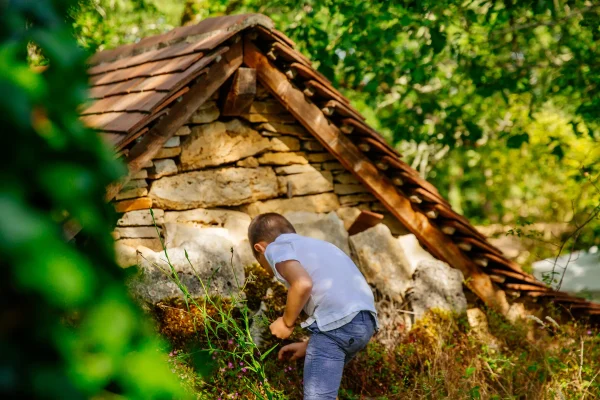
[{"left": 145, "top": 211, "right": 600, "bottom": 399}]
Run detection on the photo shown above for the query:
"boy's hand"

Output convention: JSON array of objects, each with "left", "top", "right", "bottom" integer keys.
[
  {"left": 278, "top": 341, "right": 308, "bottom": 361},
  {"left": 270, "top": 317, "right": 294, "bottom": 339}
]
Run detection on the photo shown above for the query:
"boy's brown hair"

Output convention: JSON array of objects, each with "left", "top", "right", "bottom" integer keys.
[{"left": 248, "top": 213, "right": 296, "bottom": 256}]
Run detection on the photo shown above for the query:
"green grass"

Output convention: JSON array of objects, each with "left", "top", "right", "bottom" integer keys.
[{"left": 145, "top": 210, "right": 600, "bottom": 399}]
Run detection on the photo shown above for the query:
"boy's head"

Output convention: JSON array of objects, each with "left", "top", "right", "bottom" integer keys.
[{"left": 248, "top": 213, "right": 296, "bottom": 263}]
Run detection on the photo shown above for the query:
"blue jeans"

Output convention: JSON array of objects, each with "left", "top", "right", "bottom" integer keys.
[{"left": 303, "top": 311, "right": 376, "bottom": 400}]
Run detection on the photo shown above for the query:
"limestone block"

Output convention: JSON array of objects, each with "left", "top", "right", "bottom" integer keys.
[
  {"left": 154, "top": 147, "right": 181, "bottom": 159},
  {"left": 334, "top": 184, "right": 369, "bottom": 195},
  {"left": 163, "top": 136, "right": 181, "bottom": 148},
  {"left": 115, "top": 241, "right": 139, "bottom": 268},
  {"left": 274, "top": 164, "right": 318, "bottom": 175},
  {"left": 175, "top": 126, "right": 191, "bottom": 136},
  {"left": 507, "top": 302, "right": 527, "bottom": 323},
  {"left": 163, "top": 222, "right": 254, "bottom": 269},
  {"left": 236, "top": 157, "right": 260, "bottom": 168},
  {"left": 279, "top": 171, "right": 333, "bottom": 196},
  {"left": 307, "top": 153, "right": 336, "bottom": 163},
  {"left": 114, "top": 226, "right": 161, "bottom": 239},
  {"left": 284, "top": 211, "right": 350, "bottom": 255},
  {"left": 164, "top": 208, "right": 251, "bottom": 243},
  {"left": 129, "top": 233, "right": 246, "bottom": 304},
  {"left": 117, "top": 238, "right": 163, "bottom": 252},
  {"left": 241, "top": 193, "right": 340, "bottom": 217},
  {"left": 114, "top": 197, "right": 153, "bottom": 213},
  {"left": 116, "top": 187, "right": 148, "bottom": 201},
  {"left": 122, "top": 179, "right": 148, "bottom": 190},
  {"left": 141, "top": 160, "right": 154, "bottom": 168},
  {"left": 117, "top": 209, "right": 165, "bottom": 226},
  {"left": 149, "top": 167, "right": 279, "bottom": 210},
  {"left": 396, "top": 234, "right": 437, "bottom": 270},
  {"left": 302, "top": 140, "right": 324, "bottom": 152},
  {"left": 241, "top": 113, "right": 296, "bottom": 123},
  {"left": 334, "top": 173, "right": 359, "bottom": 185},
  {"left": 335, "top": 207, "right": 362, "bottom": 230},
  {"left": 131, "top": 169, "right": 148, "bottom": 179},
  {"left": 383, "top": 214, "right": 409, "bottom": 236},
  {"left": 322, "top": 161, "right": 345, "bottom": 171},
  {"left": 371, "top": 202, "right": 387, "bottom": 212},
  {"left": 339, "top": 193, "right": 376, "bottom": 206},
  {"left": 270, "top": 136, "right": 300, "bottom": 152},
  {"left": 249, "top": 101, "right": 286, "bottom": 114},
  {"left": 190, "top": 101, "right": 220, "bottom": 124},
  {"left": 257, "top": 152, "right": 308, "bottom": 165},
  {"left": 148, "top": 159, "right": 178, "bottom": 179},
  {"left": 408, "top": 260, "right": 467, "bottom": 320},
  {"left": 180, "top": 119, "right": 271, "bottom": 170},
  {"left": 256, "top": 122, "right": 310, "bottom": 137},
  {"left": 466, "top": 308, "right": 499, "bottom": 348},
  {"left": 349, "top": 224, "right": 413, "bottom": 302}
]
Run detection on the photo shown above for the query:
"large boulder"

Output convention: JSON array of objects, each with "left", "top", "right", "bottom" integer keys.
[
  {"left": 162, "top": 209, "right": 254, "bottom": 269},
  {"left": 348, "top": 224, "right": 413, "bottom": 302},
  {"left": 164, "top": 208, "right": 251, "bottom": 242},
  {"left": 397, "top": 234, "right": 438, "bottom": 270},
  {"left": 149, "top": 167, "right": 279, "bottom": 210},
  {"left": 284, "top": 211, "right": 350, "bottom": 255},
  {"left": 129, "top": 231, "right": 246, "bottom": 304},
  {"left": 180, "top": 119, "right": 271, "bottom": 170},
  {"left": 407, "top": 259, "right": 467, "bottom": 320}
]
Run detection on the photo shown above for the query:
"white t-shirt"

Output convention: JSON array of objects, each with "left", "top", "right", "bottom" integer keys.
[{"left": 265, "top": 233, "right": 378, "bottom": 331}]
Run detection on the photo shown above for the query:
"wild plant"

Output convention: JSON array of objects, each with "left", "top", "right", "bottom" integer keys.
[{"left": 146, "top": 209, "right": 283, "bottom": 399}]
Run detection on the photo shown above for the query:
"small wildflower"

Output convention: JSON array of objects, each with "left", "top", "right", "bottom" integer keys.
[
  {"left": 588, "top": 330, "right": 593, "bottom": 335},
  {"left": 228, "top": 362, "right": 234, "bottom": 368},
  {"left": 169, "top": 351, "right": 174, "bottom": 357},
  {"left": 228, "top": 339, "right": 234, "bottom": 345},
  {"left": 241, "top": 368, "right": 247, "bottom": 373},
  {"left": 239, "top": 362, "right": 244, "bottom": 366}
]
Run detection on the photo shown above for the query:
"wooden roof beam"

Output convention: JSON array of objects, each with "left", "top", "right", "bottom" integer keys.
[
  {"left": 221, "top": 67, "right": 257, "bottom": 117},
  {"left": 348, "top": 210, "right": 384, "bottom": 236}
]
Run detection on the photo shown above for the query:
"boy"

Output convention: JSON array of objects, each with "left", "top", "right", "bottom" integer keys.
[{"left": 248, "top": 213, "right": 378, "bottom": 399}]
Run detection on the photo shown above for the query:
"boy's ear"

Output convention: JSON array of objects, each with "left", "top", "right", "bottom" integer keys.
[{"left": 253, "top": 242, "right": 267, "bottom": 254}]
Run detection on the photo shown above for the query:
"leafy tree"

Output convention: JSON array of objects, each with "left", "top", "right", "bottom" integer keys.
[{"left": 0, "top": 1, "right": 184, "bottom": 397}]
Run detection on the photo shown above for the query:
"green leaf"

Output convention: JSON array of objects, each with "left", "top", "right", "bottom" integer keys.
[
  {"left": 260, "top": 344, "right": 279, "bottom": 361},
  {"left": 506, "top": 133, "right": 529, "bottom": 148},
  {"left": 551, "top": 143, "right": 565, "bottom": 160},
  {"left": 430, "top": 26, "right": 446, "bottom": 54}
]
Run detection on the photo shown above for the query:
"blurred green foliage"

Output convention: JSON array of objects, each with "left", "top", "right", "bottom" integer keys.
[
  {"left": 72, "top": 0, "right": 599, "bottom": 252},
  {"left": 0, "top": 1, "right": 184, "bottom": 398}
]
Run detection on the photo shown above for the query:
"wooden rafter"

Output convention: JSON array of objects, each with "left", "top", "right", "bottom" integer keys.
[
  {"left": 221, "top": 67, "right": 257, "bottom": 116},
  {"left": 348, "top": 210, "right": 384, "bottom": 236}
]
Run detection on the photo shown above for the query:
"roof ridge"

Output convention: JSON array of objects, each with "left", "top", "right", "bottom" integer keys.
[{"left": 88, "top": 13, "right": 273, "bottom": 66}]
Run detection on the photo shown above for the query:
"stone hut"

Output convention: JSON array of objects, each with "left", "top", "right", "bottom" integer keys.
[{"left": 82, "top": 14, "right": 599, "bottom": 320}]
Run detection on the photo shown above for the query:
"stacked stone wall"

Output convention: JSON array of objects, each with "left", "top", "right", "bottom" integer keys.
[{"left": 113, "top": 83, "right": 407, "bottom": 258}]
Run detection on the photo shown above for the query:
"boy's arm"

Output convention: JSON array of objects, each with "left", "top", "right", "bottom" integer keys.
[{"left": 269, "top": 260, "right": 313, "bottom": 339}]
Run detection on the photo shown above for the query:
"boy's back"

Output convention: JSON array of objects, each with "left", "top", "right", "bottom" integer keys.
[{"left": 265, "top": 233, "right": 377, "bottom": 331}]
